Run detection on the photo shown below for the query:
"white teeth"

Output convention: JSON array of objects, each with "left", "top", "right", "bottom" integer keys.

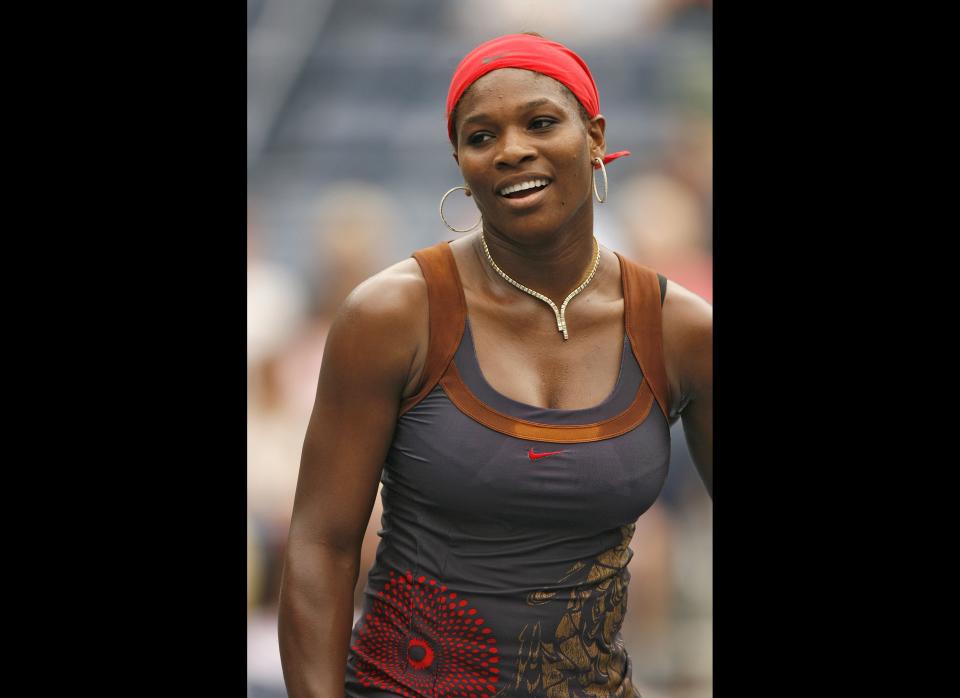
[{"left": 498, "top": 178, "right": 548, "bottom": 196}]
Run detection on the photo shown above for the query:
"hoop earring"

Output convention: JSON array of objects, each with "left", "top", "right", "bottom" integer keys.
[
  {"left": 439, "top": 186, "right": 482, "bottom": 233},
  {"left": 592, "top": 157, "right": 608, "bottom": 204}
]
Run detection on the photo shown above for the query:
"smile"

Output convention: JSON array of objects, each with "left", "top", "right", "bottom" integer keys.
[{"left": 497, "top": 178, "right": 551, "bottom": 198}]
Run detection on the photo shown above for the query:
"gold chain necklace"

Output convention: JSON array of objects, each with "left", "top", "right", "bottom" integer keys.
[{"left": 479, "top": 231, "right": 600, "bottom": 340}]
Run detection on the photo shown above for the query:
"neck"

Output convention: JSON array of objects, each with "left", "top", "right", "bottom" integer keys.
[{"left": 475, "top": 228, "right": 599, "bottom": 305}]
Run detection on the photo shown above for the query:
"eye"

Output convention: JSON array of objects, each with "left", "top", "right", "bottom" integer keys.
[
  {"left": 530, "top": 117, "right": 557, "bottom": 130},
  {"left": 467, "top": 132, "right": 493, "bottom": 146}
]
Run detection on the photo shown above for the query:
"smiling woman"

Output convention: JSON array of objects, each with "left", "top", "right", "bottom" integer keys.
[
  {"left": 278, "top": 32, "right": 713, "bottom": 698},
  {"left": 453, "top": 69, "right": 599, "bottom": 242}
]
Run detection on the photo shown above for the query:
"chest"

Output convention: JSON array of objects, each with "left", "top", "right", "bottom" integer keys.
[
  {"left": 387, "top": 386, "right": 671, "bottom": 532},
  {"left": 467, "top": 296, "right": 625, "bottom": 410}
]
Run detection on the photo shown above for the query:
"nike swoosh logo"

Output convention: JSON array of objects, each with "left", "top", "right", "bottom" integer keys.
[{"left": 528, "top": 448, "right": 565, "bottom": 461}]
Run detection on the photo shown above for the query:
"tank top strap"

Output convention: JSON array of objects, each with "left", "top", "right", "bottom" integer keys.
[
  {"left": 616, "top": 252, "right": 673, "bottom": 421},
  {"left": 399, "top": 241, "right": 467, "bottom": 416}
]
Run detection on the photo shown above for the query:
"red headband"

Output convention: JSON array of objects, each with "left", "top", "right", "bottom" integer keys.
[{"left": 445, "top": 34, "right": 630, "bottom": 169}]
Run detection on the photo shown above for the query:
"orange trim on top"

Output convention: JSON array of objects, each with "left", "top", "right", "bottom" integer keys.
[
  {"left": 398, "top": 243, "right": 468, "bottom": 417},
  {"left": 439, "top": 361, "right": 655, "bottom": 443}
]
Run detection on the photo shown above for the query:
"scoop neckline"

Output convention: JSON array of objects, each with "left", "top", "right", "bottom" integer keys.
[{"left": 459, "top": 315, "right": 629, "bottom": 416}]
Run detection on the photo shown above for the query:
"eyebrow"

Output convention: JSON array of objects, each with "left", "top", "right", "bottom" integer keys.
[{"left": 460, "top": 98, "right": 560, "bottom": 127}]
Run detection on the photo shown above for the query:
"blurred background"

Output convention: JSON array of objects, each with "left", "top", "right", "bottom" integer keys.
[{"left": 247, "top": 1, "right": 712, "bottom": 697}]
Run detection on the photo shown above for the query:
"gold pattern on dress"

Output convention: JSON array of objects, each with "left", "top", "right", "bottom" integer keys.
[
  {"left": 527, "top": 589, "right": 558, "bottom": 605},
  {"left": 559, "top": 560, "right": 587, "bottom": 581},
  {"left": 509, "top": 524, "right": 641, "bottom": 698}
]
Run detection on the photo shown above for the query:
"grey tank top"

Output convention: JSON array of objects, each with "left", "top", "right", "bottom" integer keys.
[{"left": 345, "top": 242, "right": 672, "bottom": 698}]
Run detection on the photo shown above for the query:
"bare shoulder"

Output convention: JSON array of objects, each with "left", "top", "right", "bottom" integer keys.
[
  {"left": 662, "top": 279, "right": 712, "bottom": 340},
  {"left": 661, "top": 279, "right": 712, "bottom": 418},
  {"left": 324, "top": 256, "right": 428, "bottom": 397},
  {"left": 335, "top": 256, "right": 426, "bottom": 330}
]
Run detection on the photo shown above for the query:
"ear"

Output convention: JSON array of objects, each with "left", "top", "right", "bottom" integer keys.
[{"left": 588, "top": 115, "right": 607, "bottom": 163}]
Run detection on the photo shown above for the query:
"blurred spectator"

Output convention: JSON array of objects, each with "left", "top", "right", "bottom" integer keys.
[
  {"left": 248, "top": 214, "right": 307, "bottom": 368},
  {"left": 248, "top": 209, "right": 309, "bottom": 594},
  {"left": 617, "top": 169, "right": 712, "bottom": 304},
  {"left": 248, "top": 208, "right": 311, "bottom": 607},
  {"left": 661, "top": 115, "right": 713, "bottom": 225},
  {"left": 307, "top": 181, "right": 398, "bottom": 317},
  {"left": 664, "top": 489, "right": 713, "bottom": 695},
  {"left": 268, "top": 181, "right": 398, "bottom": 418},
  {"left": 623, "top": 501, "right": 675, "bottom": 684},
  {"left": 248, "top": 350, "right": 308, "bottom": 539}
]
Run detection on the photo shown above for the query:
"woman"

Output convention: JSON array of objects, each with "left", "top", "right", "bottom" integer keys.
[{"left": 278, "top": 33, "right": 712, "bottom": 698}]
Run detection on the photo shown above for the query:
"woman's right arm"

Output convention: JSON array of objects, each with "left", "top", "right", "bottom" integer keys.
[{"left": 278, "top": 262, "right": 427, "bottom": 698}]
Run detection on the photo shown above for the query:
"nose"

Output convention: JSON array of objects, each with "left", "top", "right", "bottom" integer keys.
[{"left": 493, "top": 127, "right": 537, "bottom": 169}]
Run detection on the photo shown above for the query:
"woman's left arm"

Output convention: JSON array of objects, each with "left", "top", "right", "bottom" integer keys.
[{"left": 663, "top": 282, "right": 713, "bottom": 498}]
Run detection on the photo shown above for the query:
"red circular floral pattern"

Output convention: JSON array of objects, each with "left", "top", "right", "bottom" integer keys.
[{"left": 351, "top": 569, "right": 500, "bottom": 697}]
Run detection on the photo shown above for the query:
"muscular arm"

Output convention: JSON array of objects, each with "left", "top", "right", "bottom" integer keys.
[
  {"left": 277, "top": 262, "right": 426, "bottom": 698},
  {"left": 663, "top": 281, "right": 713, "bottom": 498}
]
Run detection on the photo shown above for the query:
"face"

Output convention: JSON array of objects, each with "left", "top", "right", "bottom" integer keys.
[{"left": 452, "top": 69, "right": 606, "bottom": 244}]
